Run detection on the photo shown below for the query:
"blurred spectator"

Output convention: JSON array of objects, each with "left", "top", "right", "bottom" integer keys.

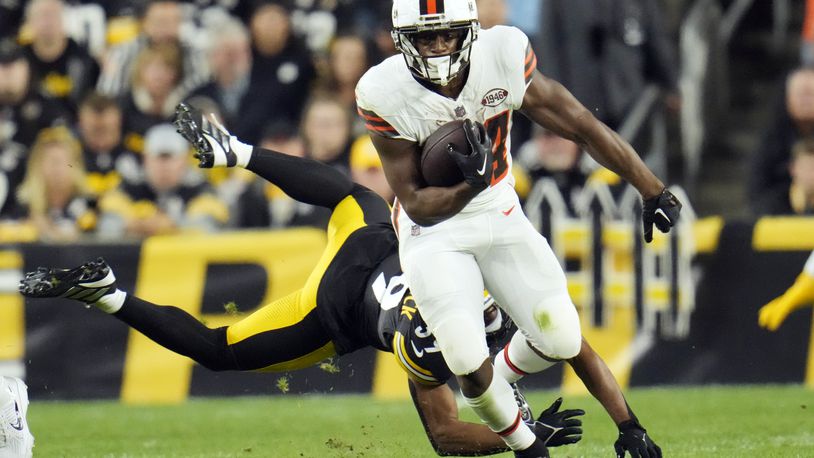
[
  {"left": 15, "top": 126, "right": 97, "bottom": 241},
  {"left": 98, "top": 123, "right": 227, "bottom": 237},
  {"left": 120, "top": 42, "right": 186, "bottom": 154},
  {"left": 0, "top": 39, "right": 69, "bottom": 215},
  {"left": 517, "top": 127, "right": 590, "bottom": 215},
  {"left": 803, "top": 0, "right": 814, "bottom": 66},
  {"left": 324, "top": 33, "right": 369, "bottom": 108},
  {"left": 249, "top": 1, "right": 316, "bottom": 127},
  {"left": 77, "top": 0, "right": 141, "bottom": 18},
  {"left": 750, "top": 68, "right": 814, "bottom": 215},
  {"left": 476, "top": 0, "right": 508, "bottom": 29},
  {"left": 301, "top": 94, "right": 352, "bottom": 175},
  {"left": 78, "top": 92, "right": 142, "bottom": 195},
  {"left": 537, "top": 0, "right": 679, "bottom": 128},
  {"left": 97, "top": 0, "right": 208, "bottom": 97},
  {"left": 349, "top": 135, "right": 393, "bottom": 203},
  {"left": 789, "top": 137, "right": 814, "bottom": 214},
  {"left": 317, "top": 33, "right": 370, "bottom": 135},
  {"left": 188, "top": 17, "right": 277, "bottom": 144},
  {"left": 285, "top": 0, "right": 336, "bottom": 53},
  {"left": 21, "top": 0, "right": 100, "bottom": 118}
]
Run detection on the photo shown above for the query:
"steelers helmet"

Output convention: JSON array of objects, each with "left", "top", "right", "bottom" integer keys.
[{"left": 391, "top": 0, "right": 479, "bottom": 86}]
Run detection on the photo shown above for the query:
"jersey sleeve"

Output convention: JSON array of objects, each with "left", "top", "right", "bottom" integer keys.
[
  {"left": 356, "top": 106, "right": 400, "bottom": 139},
  {"left": 495, "top": 26, "right": 537, "bottom": 109},
  {"left": 355, "top": 70, "right": 419, "bottom": 142}
]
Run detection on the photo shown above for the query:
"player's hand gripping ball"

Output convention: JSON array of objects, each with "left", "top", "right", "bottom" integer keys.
[{"left": 421, "top": 119, "right": 493, "bottom": 189}]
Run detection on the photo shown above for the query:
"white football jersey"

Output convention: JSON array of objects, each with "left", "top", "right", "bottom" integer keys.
[{"left": 356, "top": 25, "right": 537, "bottom": 218}]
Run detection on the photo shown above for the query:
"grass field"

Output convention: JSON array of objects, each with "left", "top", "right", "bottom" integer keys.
[{"left": 28, "top": 384, "right": 813, "bottom": 457}]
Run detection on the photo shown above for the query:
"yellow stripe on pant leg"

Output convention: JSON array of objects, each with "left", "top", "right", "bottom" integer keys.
[
  {"left": 256, "top": 341, "right": 336, "bottom": 372},
  {"left": 226, "top": 291, "right": 307, "bottom": 344},
  {"left": 299, "top": 195, "right": 367, "bottom": 308}
]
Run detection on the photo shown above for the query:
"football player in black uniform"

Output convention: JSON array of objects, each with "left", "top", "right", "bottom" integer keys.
[{"left": 19, "top": 103, "right": 582, "bottom": 456}]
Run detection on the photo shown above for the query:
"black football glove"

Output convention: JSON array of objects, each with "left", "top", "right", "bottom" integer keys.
[
  {"left": 642, "top": 188, "right": 682, "bottom": 243},
  {"left": 614, "top": 420, "right": 662, "bottom": 458},
  {"left": 531, "top": 397, "right": 584, "bottom": 447},
  {"left": 446, "top": 119, "right": 494, "bottom": 190}
]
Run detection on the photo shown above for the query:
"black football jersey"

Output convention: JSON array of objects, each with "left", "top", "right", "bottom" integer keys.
[{"left": 363, "top": 253, "right": 453, "bottom": 386}]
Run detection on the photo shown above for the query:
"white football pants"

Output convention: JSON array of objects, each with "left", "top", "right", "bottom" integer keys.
[{"left": 397, "top": 190, "right": 582, "bottom": 375}]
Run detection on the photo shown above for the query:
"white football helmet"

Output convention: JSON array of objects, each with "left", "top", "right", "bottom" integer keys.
[{"left": 391, "top": 0, "right": 479, "bottom": 86}]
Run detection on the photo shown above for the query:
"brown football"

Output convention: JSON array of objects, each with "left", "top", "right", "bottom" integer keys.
[{"left": 420, "top": 119, "right": 469, "bottom": 187}]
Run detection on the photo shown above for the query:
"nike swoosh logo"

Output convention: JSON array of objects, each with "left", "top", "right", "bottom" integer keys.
[
  {"left": 10, "top": 402, "right": 23, "bottom": 431},
  {"left": 410, "top": 340, "right": 424, "bottom": 358},
  {"left": 502, "top": 205, "right": 516, "bottom": 216},
  {"left": 476, "top": 155, "right": 488, "bottom": 176},
  {"left": 654, "top": 208, "right": 671, "bottom": 223}
]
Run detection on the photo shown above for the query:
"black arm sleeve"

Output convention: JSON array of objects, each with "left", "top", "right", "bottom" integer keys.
[{"left": 246, "top": 147, "right": 355, "bottom": 209}]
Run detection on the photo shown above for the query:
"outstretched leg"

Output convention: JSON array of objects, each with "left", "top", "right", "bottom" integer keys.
[
  {"left": 19, "top": 259, "right": 334, "bottom": 372},
  {"left": 173, "top": 102, "right": 355, "bottom": 210}
]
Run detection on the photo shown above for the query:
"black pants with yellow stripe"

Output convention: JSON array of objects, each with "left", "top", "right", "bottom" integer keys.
[{"left": 113, "top": 147, "right": 383, "bottom": 372}]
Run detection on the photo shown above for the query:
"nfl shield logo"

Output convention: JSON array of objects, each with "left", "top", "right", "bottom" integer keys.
[
  {"left": 454, "top": 106, "right": 466, "bottom": 118},
  {"left": 411, "top": 225, "right": 421, "bottom": 236}
]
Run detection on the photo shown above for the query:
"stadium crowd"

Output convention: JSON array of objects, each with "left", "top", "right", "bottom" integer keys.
[{"left": 0, "top": 0, "right": 811, "bottom": 243}]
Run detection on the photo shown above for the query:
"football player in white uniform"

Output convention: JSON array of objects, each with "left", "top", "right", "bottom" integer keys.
[
  {"left": 759, "top": 250, "right": 814, "bottom": 331},
  {"left": 356, "top": 1, "right": 679, "bottom": 457},
  {"left": 0, "top": 376, "right": 34, "bottom": 458}
]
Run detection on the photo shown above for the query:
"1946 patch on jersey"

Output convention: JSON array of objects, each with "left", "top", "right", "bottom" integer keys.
[{"left": 481, "top": 88, "right": 509, "bottom": 107}]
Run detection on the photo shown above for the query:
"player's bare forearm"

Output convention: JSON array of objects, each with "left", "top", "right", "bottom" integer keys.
[
  {"left": 371, "top": 134, "right": 479, "bottom": 226},
  {"left": 402, "top": 183, "right": 480, "bottom": 226},
  {"left": 409, "top": 380, "right": 510, "bottom": 456},
  {"left": 520, "top": 71, "right": 664, "bottom": 199},
  {"left": 567, "top": 338, "right": 632, "bottom": 425}
]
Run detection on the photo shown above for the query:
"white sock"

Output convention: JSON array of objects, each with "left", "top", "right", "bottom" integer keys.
[
  {"left": 463, "top": 373, "right": 536, "bottom": 451},
  {"left": 229, "top": 137, "right": 254, "bottom": 167},
  {"left": 495, "top": 332, "right": 559, "bottom": 384},
  {"left": 93, "top": 289, "right": 126, "bottom": 314}
]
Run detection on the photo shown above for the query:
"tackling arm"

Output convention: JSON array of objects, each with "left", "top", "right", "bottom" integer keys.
[
  {"left": 519, "top": 70, "right": 665, "bottom": 199},
  {"left": 567, "top": 337, "right": 662, "bottom": 457},
  {"left": 370, "top": 134, "right": 481, "bottom": 226},
  {"left": 408, "top": 379, "right": 510, "bottom": 456},
  {"left": 409, "top": 378, "right": 583, "bottom": 456},
  {"left": 566, "top": 338, "right": 631, "bottom": 425}
]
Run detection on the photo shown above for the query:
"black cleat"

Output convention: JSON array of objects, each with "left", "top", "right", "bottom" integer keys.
[
  {"left": 173, "top": 102, "right": 236, "bottom": 168},
  {"left": 19, "top": 257, "right": 117, "bottom": 304}
]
